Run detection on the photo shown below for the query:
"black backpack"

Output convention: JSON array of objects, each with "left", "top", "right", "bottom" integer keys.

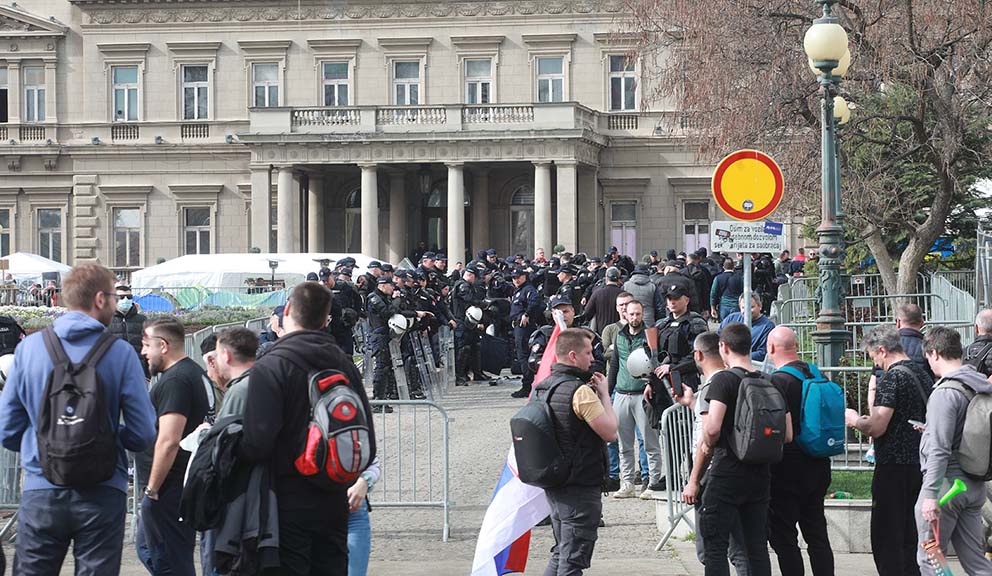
[
  {"left": 510, "top": 381, "right": 571, "bottom": 489},
  {"left": 0, "top": 315, "right": 25, "bottom": 356},
  {"left": 965, "top": 341, "right": 992, "bottom": 377},
  {"left": 37, "top": 328, "right": 119, "bottom": 486},
  {"left": 729, "top": 367, "right": 788, "bottom": 464}
]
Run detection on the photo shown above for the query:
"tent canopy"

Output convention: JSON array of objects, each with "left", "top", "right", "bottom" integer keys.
[
  {"left": 130, "top": 253, "right": 376, "bottom": 291},
  {"left": 0, "top": 252, "right": 72, "bottom": 285}
]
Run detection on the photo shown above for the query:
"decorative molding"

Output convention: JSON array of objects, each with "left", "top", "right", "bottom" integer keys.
[
  {"left": 308, "top": 39, "right": 362, "bottom": 56},
  {"left": 97, "top": 42, "right": 150, "bottom": 56},
  {"left": 237, "top": 39, "right": 292, "bottom": 64},
  {"left": 593, "top": 32, "right": 639, "bottom": 47},
  {"left": 450, "top": 35, "right": 505, "bottom": 50},
  {"left": 165, "top": 41, "right": 221, "bottom": 68},
  {"left": 42, "top": 156, "right": 58, "bottom": 171},
  {"left": 169, "top": 183, "right": 223, "bottom": 204},
  {"left": 521, "top": 33, "right": 578, "bottom": 49},
  {"left": 377, "top": 37, "right": 433, "bottom": 52},
  {"left": 667, "top": 176, "right": 710, "bottom": 192},
  {"left": 5, "top": 156, "right": 20, "bottom": 172},
  {"left": 599, "top": 176, "right": 650, "bottom": 196},
  {"left": 0, "top": 5, "right": 67, "bottom": 38},
  {"left": 99, "top": 184, "right": 153, "bottom": 197}
]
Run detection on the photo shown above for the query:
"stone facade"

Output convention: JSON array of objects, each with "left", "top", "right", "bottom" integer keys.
[{"left": 0, "top": 0, "right": 798, "bottom": 273}]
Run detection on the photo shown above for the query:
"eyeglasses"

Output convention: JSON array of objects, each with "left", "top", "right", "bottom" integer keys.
[
  {"left": 101, "top": 291, "right": 120, "bottom": 301},
  {"left": 117, "top": 294, "right": 133, "bottom": 300}
]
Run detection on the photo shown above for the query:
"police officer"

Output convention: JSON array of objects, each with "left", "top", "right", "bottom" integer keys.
[
  {"left": 555, "top": 263, "right": 583, "bottom": 315},
  {"left": 652, "top": 284, "right": 709, "bottom": 394},
  {"left": 358, "top": 261, "right": 382, "bottom": 301},
  {"left": 318, "top": 267, "right": 355, "bottom": 355},
  {"left": 509, "top": 268, "right": 543, "bottom": 398},
  {"left": 367, "top": 277, "right": 428, "bottom": 410},
  {"left": 451, "top": 264, "right": 486, "bottom": 386},
  {"left": 527, "top": 295, "right": 606, "bottom": 379}
]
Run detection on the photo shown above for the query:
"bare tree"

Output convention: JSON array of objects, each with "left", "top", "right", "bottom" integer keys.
[{"left": 621, "top": 0, "right": 992, "bottom": 296}]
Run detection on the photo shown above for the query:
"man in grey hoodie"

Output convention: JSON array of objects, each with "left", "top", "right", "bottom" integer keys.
[
  {"left": 918, "top": 327, "right": 992, "bottom": 575},
  {"left": 623, "top": 265, "right": 664, "bottom": 327}
]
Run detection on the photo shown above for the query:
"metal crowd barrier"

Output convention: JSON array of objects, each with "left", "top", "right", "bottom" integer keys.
[
  {"left": 368, "top": 399, "right": 451, "bottom": 542},
  {"left": 0, "top": 448, "right": 20, "bottom": 541},
  {"left": 655, "top": 404, "right": 695, "bottom": 551}
]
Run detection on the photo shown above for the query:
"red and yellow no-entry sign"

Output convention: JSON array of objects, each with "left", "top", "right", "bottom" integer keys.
[{"left": 711, "top": 149, "right": 784, "bottom": 221}]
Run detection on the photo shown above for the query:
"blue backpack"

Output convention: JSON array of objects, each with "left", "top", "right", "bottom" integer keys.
[{"left": 774, "top": 363, "right": 846, "bottom": 458}]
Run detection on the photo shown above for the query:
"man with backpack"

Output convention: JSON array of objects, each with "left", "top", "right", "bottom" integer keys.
[
  {"left": 0, "top": 314, "right": 25, "bottom": 357},
  {"left": 0, "top": 263, "right": 157, "bottom": 574},
  {"left": 699, "top": 323, "right": 792, "bottom": 576},
  {"left": 917, "top": 327, "right": 992, "bottom": 574},
  {"left": 766, "top": 327, "right": 838, "bottom": 576},
  {"left": 846, "top": 325, "right": 933, "bottom": 576},
  {"left": 238, "top": 281, "right": 375, "bottom": 576},
  {"left": 530, "top": 328, "right": 617, "bottom": 576},
  {"left": 137, "top": 317, "right": 213, "bottom": 576},
  {"left": 964, "top": 308, "right": 992, "bottom": 377}
]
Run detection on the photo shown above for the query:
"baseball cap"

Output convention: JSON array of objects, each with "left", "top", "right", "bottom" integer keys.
[
  {"left": 436, "top": 253, "right": 447, "bottom": 262},
  {"left": 650, "top": 250, "right": 658, "bottom": 257},
  {"left": 632, "top": 265, "right": 649, "bottom": 276},
  {"left": 339, "top": 267, "right": 353, "bottom": 277},
  {"left": 560, "top": 263, "right": 579, "bottom": 276},
  {"left": 318, "top": 267, "right": 332, "bottom": 280},
  {"left": 665, "top": 284, "right": 689, "bottom": 299},
  {"left": 422, "top": 251, "right": 436, "bottom": 260},
  {"left": 486, "top": 248, "right": 497, "bottom": 256},
  {"left": 380, "top": 263, "right": 394, "bottom": 273},
  {"left": 606, "top": 266, "right": 621, "bottom": 281},
  {"left": 549, "top": 294, "right": 573, "bottom": 309},
  {"left": 590, "top": 256, "right": 602, "bottom": 264},
  {"left": 609, "top": 246, "right": 619, "bottom": 254},
  {"left": 306, "top": 272, "right": 319, "bottom": 281},
  {"left": 511, "top": 268, "right": 529, "bottom": 278},
  {"left": 368, "top": 261, "right": 382, "bottom": 269},
  {"left": 377, "top": 276, "right": 392, "bottom": 285},
  {"left": 272, "top": 305, "right": 286, "bottom": 327},
  {"left": 411, "top": 270, "right": 425, "bottom": 281}
]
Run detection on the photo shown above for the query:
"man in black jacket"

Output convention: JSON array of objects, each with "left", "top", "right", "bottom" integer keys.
[
  {"left": 965, "top": 308, "right": 992, "bottom": 376},
  {"left": 109, "top": 284, "right": 148, "bottom": 377},
  {"left": 238, "top": 281, "right": 375, "bottom": 576}
]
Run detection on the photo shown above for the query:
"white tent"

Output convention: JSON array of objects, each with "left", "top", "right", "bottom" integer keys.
[
  {"left": 129, "top": 253, "right": 376, "bottom": 290},
  {"left": 0, "top": 252, "right": 72, "bottom": 285}
]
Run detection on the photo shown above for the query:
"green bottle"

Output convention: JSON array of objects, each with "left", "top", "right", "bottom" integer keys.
[{"left": 828, "top": 491, "right": 853, "bottom": 499}]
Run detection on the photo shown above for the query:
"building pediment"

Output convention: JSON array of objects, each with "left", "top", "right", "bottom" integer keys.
[{"left": 0, "top": 5, "right": 66, "bottom": 38}]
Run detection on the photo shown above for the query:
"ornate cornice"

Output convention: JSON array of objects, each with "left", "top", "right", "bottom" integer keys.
[{"left": 80, "top": 1, "right": 624, "bottom": 25}]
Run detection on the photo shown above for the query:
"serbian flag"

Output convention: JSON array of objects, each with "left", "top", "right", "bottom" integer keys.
[{"left": 471, "top": 315, "right": 565, "bottom": 576}]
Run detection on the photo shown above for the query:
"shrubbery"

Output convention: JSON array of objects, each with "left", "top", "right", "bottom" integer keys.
[{"left": 0, "top": 305, "right": 269, "bottom": 333}]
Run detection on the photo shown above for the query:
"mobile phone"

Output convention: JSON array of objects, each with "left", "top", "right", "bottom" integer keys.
[
  {"left": 908, "top": 419, "right": 926, "bottom": 430},
  {"left": 669, "top": 371, "right": 684, "bottom": 397}
]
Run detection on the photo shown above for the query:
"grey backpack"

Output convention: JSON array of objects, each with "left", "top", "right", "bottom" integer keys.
[
  {"left": 939, "top": 377, "right": 992, "bottom": 481},
  {"left": 730, "top": 367, "right": 788, "bottom": 464}
]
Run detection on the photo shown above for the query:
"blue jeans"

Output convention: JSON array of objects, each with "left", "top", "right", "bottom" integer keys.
[
  {"left": 136, "top": 482, "right": 196, "bottom": 576},
  {"left": 347, "top": 505, "right": 371, "bottom": 576},
  {"left": 608, "top": 390, "right": 649, "bottom": 479},
  {"left": 719, "top": 301, "right": 738, "bottom": 322},
  {"left": 15, "top": 486, "right": 126, "bottom": 576}
]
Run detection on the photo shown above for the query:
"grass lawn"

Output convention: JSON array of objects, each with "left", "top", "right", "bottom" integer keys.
[{"left": 828, "top": 470, "right": 873, "bottom": 499}]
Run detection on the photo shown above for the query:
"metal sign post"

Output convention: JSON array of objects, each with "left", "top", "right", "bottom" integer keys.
[{"left": 743, "top": 252, "right": 752, "bottom": 330}]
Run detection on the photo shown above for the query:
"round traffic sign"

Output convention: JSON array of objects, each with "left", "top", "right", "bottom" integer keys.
[{"left": 711, "top": 149, "right": 784, "bottom": 221}]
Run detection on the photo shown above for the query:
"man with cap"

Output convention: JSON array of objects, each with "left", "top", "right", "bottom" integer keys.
[
  {"left": 367, "top": 277, "right": 428, "bottom": 410},
  {"left": 576, "top": 267, "right": 625, "bottom": 335},
  {"left": 509, "top": 268, "right": 544, "bottom": 398},
  {"left": 648, "top": 250, "right": 661, "bottom": 267},
  {"left": 684, "top": 252, "right": 712, "bottom": 318},
  {"left": 555, "top": 263, "right": 583, "bottom": 316},
  {"left": 527, "top": 295, "right": 606, "bottom": 383},
  {"left": 318, "top": 268, "right": 355, "bottom": 355},
  {"left": 257, "top": 304, "right": 284, "bottom": 358},
  {"left": 651, "top": 283, "right": 708, "bottom": 431},
  {"left": 658, "top": 262, "right": 701, "bottom": 314},
  {"left": 451, "top": 264, "right": 487, "bottom": 386},
  {"left": 359, "top": 261, "right": 382, "bottom": 300}
]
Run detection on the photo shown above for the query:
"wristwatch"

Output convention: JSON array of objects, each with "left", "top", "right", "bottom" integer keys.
[{"left": 144, "top": 487, "right": 159, "bottom": 498}]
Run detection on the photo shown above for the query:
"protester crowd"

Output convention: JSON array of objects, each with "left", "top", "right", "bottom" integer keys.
[{"left": 0, "top": 242, "right": 985, "bottom": 576}]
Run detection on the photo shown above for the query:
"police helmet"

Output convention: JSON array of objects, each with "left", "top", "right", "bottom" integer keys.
[
  {"left": 626, "top": 346, "right": 658, "bottom": 379},
  {"left": 486, "top": 324, "right": 496, "bottom": 337},
  {"left": 388, "top": 314, "right": 412, "bottom": 336},
  {"left": 0, "top": 354, "right": 14, "bottom": 387},
  {"left": 466, "top": 306, "right": 483, "bottom": 324}
]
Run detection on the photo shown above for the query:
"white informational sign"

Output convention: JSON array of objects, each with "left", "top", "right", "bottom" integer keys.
[{"left": 710, "top": 220, "right": 785, "bottom": 253}]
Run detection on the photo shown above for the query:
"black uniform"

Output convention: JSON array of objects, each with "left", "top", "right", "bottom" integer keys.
[
  {"left": 451, "top": 278, "right": 485, "bottom": 384},
  {"left": 528, "top": 325, "right": 606, "bottom": 376},
  {"left": 367, "top": 289, "right": 415, "bottom": 400},
  {"left": 510, "top": 281, "right": 543, "bottom": 392}
]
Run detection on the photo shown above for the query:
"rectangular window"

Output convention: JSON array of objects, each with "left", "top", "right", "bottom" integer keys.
[
  {"left": 38, "top": 208, "right": 61, "bottom": 263},
  {"left": 112, "top": 66, "right": 139, "bottom": 122},
  {"left": 610, "top": 202, "right": 636, "bottom": 258},
  {"left": 24, "top": 66, "right": 45, "bottom": 123},
  {"left": 393, "top": 61, "right": 420, "bottom": 105},
  {"left": 113, "top": 208, "right": 141, "bottom": 267},
  {"left": 0, "top": 68, "right": 7, "bottom": 123},
  {"left": 182, "top": 65, "right": 209, "bottom": 120},
  {"left": 0, "top": 209, "right": 10, "bottom": 257},
  {"left": 536, "top": 57, "right": 564, "bottom": 103},
  {"left": 184, "top": 207, "right": 211, "bottom": 255},
  {"left": 322, "top": 62, "right": 350, "bottom": 107},
  {"left": 683, "top": 201, "right": 710, "bottom": 253},
  {"left": 465, "top": 59, "right": 492, "bottom": 104},
  {"left": 252, "top": 63, "right": 279, "bottom": 108},
  {"left": 609, "top": 55, "right": 637, "bottom": 111}
]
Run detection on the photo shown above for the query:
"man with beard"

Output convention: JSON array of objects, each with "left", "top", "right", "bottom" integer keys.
[{"left": 137, "top": 318, "right": 212, "bottom": 576}]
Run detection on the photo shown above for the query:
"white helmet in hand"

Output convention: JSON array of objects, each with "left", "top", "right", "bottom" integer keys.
[
  {"left": 388, "top": 314, "right": 412, "bottom": 336},
  {"left": 466, "top": 306, "right": 483, "bottom": 324},
  {"left": 626, "top": 347, "right": 658, "bottom": 379},
  {"left": 0, "top": 354, "right": 13, "bottom": 386}
]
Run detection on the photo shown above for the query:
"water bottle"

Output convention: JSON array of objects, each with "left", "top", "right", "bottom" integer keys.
[{"left": 828, "top": 491, "right": 853, "bottom": 499}]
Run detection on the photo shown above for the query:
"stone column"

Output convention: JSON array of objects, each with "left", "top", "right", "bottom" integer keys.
[
  {"left": 534, "top": 161, "right": 552, "bottom": 257},
  {"left": 556, "top": 161, "right": 578, "bottom": 253},
  {"left": 308, "top": 173, "right": 324, "bottom": 253},
  {"left": 276, "top": 167, "right": 296, "bottom": 253},
  {"left": 250, "top": 166, "right": 272, "bottom": 252},
  {"left": 360, "top": 163, "right": 379, "bottom": 259},
  {"left": 447, "top": 163, "right": 465, "bottom": 266},
  {"left": 388, "top": 171, "right": 406, "bottom": 264},
  {"left": 7, "top": 61, "right": 20, "bottom": 125},
  {"left": 471, "top": 168, "right": 490, "bottom": 253},
  {"left": 44, "top": 61, "right": 57, "bottom": 124}
]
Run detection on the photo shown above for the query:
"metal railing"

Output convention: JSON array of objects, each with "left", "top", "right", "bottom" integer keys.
[
  {"left": 133, "top": 285, "right": 288, "bottom": 312},
  {"left": 655, "top": 403, "right": 695, "bottom": 551},
  {"left": 0, "top": 448, "right": 20, "bottom": 541},
  {"left": 368, "top": 399, "right": 451, "bottom": 542}
]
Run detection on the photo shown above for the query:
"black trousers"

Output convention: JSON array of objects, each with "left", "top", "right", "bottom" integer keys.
[
  {"left": 455, "top": 325, "right": 480, "bottom": 382},
  {"left": 768, "top": 455, "right": 834, "bottom": 576},
  {"left": 264, "top": 482, "right": 350, "bottom": 576},
  {"left": 871, "top": 463, "right": 922, "bottom": 576},
  {"left": 699, "top": 472, "right": 772, "bottom": 576},
  {"left": 514, "top": 326, "right": 535, "bottom": 388},
  {"left": 371, "top": 336, "right": 396, "bottom": 400}
]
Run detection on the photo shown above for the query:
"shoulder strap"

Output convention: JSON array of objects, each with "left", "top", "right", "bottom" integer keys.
[
  {"left": 42, "top": 326, "right": 70, "bottom": 366},
  {"left": 80, "top": 333, "right": 117, "bottom": 368},
  {"left": 969, "top": 342, "right": 992, "bottom": 368},
  {"left": 774, "top": 365, "right": 808, "bottom": 382},
  {"left": 892, "top": 364, "right": 930, "bottom": 406},
  {"left": 935, "top": 377, "right": 977, "bottom": 399}
]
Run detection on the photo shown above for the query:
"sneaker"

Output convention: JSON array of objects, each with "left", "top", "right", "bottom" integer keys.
[
  {"left": 648, "top": 480, "right": 667, "bottom": 492},
  {"left": 410, "top": 390, "right": 426, "bottom": 400},
  {"left": 489, "top": 378, "right": 499, "bottom": 386},
  {"left": 604, "top": 478, "right": 621, "bottom": 492},
  {"left": 639, "top": 488, "right": 655, "bottom": 500},
  {"left": 613, "top": 482, "right": 637, "bottom": 499},
  {"left": 640, "top": 475, "right": 649, "bottom": 491},
  {"left": 455, "top": 379, "right": 469, "bottom": 387},
  {"left": 371, "top": 404, "right": 393, "bottom": 414},
  {"left": 510, "top": 387, "right": 531, "bottom": 398}
]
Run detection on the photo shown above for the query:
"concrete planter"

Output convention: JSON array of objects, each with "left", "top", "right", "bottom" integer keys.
[{"left": 823, "top": 499, "right": 873, "bottom": 553}]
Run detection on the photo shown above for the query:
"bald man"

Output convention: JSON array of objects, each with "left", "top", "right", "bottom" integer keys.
[
  {"left": 765, "top": 327, "right": 835, "bottom": 576},
  {"left": 964, "top": 309, "right": 992, "bottom": 377}
]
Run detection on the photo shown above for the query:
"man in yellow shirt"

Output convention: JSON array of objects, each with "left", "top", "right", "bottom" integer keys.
[{"left": 532, "top": 328, "right": 618, "bottom": 575}]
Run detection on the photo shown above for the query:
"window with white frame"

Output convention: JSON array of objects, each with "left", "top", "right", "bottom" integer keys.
[
  {"left": 183, "top": 207, "right": 211, "bottom": 255},
  {"left": 393, "top": 61, "right": 421, "bottom": 105},
  {"left": 112, "top": 66, "right": 139, "bottom": 122},
  {"left": 182, "top": 65, "right": 209, "bottom": 120},
  {"left": 252, "top": 63, "right": 279, "bottom": 108},
  {"left": 609, "top": 55, "right": 637, "bottom": 111},
  {"left": 322, "top": 62, "right": 350, "bottom": 107},
  {"left": 0, "top": 68, "right": 7, "bottom": 123},
  {"left": 38, "top": 208, "right": 61, "bottom": 262},
  {"left": 113, "top": 207, "right": 141, "bottom": 267},
  {"left": 24, "top": 66, "right": 45, "bottom": 123},
  {"left": 0, "top": 209, "right": 10, "bottom": 257},
  {"left": 683, "top": 201, "right": 710, "bottom": 254},
  {"left": 465, "top": 59, "right": 492, "bottom": 104},
  {"left": 536, "top": 57, "right": 564, "bottom": 103},
  {"left": 610, "top": 202, "right": 636, "bottom": 258}
]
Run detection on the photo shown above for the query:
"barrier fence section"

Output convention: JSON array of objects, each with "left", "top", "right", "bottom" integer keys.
[
  {"left": 368, "top": 399, "right": 451, "bottom": 542},
  {"left": 656, "top": 403, "right": 695, "bottom": 551},
  {"left": 0, "top": 448, "right": 19, "bottom": 540}
]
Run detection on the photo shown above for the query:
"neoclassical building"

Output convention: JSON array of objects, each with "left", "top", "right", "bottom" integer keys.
[{"left": 0, "top": 0, "right": 732, "bottom": 272}]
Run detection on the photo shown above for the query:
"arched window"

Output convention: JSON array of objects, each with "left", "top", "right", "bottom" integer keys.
[
  {"left": 424, "top": 184, "right": 472, "bottom": 207},
  {"left": 510, "top": 184, "right": 534, "bottom": 257}
]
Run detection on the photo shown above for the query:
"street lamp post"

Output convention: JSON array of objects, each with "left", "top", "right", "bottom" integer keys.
[{"left": 804, "top": 0, "right": 851, "bottom": 367}]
